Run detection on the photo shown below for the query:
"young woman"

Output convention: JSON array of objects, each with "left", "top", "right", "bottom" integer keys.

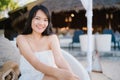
[{"left": 17, "top": 5, "right": 79, "bottom": 80}]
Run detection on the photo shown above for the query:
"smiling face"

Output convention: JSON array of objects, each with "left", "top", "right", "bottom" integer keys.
[{"left": 31, "top": 10, "right": 48, "bottom": 34}]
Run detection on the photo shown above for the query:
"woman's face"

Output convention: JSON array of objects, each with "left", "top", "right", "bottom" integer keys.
[{"left": 31, "top": 10, "right": 48, "bottom": 34}]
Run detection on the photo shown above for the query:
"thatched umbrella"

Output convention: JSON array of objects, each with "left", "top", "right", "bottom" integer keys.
[
  {"left": 93, "top": 0, "right": 120, "bottom": 9},
  {"left": 41, "top": 0, "right": 83, "bottom": 12},
  {"left": 41, "top": 0, "right": 120, "bottom": 13}
]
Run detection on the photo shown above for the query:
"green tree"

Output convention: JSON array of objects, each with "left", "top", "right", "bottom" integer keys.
[{"left": 0, "top": 0, "right": 18, "bottom": 11}]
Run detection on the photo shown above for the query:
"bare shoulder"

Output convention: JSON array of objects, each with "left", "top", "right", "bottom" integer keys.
[
  {"left": 16, "top": 35, "right": 27, "bottom": 44},
  {"left": 48, "top": 34, "right": 58, "bottom": 41},
  {"left": 16, "top": 35, "right": 24, "bottom": 41}
]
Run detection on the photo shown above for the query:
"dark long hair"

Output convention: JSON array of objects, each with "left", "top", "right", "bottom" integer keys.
[{"left": 22, "top": 5, "right": 53, "bottom": 36}]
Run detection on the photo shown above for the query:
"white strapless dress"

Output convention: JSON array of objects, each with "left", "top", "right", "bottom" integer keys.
[{"left": 19, "top": 50, "right": 57, "bottom": 80}]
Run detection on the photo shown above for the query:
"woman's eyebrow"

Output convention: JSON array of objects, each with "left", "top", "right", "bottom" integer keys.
[
  {"left": 34, "top": 15, "right": 40, "bottom": 17},
  {"left": 35, "top": 16, "right": 48, "bottom": 19}
]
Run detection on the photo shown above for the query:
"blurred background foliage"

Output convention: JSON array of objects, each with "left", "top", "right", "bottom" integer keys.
[
  {"left": 0, "top": 0, "right": 19, "bottom": 19},
  {"left": 0, "top": 0, "right": 18, "bottom": 11}
]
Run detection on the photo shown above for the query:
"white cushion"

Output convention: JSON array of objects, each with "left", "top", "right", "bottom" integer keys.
[
  {"left": 95, "top": 34, "right": 111, "bottom": 52},
  {"left": 79, "top": 34, "right": 95, "bottom": 52}
]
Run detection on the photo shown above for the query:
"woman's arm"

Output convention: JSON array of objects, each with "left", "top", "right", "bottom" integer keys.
[{"left": 49, "top": 34, "right": 73, "bottom": 72}]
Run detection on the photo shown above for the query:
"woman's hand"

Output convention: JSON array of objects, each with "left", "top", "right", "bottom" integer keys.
[{"left": 54, "top": 69, "right": 80, "bottom": 80}]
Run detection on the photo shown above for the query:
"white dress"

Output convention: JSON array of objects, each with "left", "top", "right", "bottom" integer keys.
[{"left": 19, "top": 50, "right": 57, "bottom": 80}]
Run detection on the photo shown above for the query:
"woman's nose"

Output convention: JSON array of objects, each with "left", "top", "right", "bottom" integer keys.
[{"left": 39, "top": 20, "right": 44, "bottom": 25}]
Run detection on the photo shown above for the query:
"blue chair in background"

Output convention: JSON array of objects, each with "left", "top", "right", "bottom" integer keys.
[{"left": 69, "top": 30, "right": 84, "bottom": 49}]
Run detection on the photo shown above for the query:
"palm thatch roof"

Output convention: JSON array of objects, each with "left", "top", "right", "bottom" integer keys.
[
  {"left": 93, "top": 0, "right": 120, "bottom": 9},
  {"left": 40, "top": 0, "right": 120, "bottom": 12},
  {"left": 41, "top": 0, "right": 82, "bottom": 12}
]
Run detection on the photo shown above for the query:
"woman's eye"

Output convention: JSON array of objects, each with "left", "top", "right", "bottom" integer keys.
[
  {"left": 44, "top": 19, "right": 48, "bottom": 21},
  {"left": 35, "top": 17, "right": 40, "bottom": 20}
]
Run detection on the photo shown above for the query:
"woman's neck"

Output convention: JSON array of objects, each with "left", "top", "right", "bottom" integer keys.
[{"left": 31, "top": 32, "right": 43, "bottom": 40}]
